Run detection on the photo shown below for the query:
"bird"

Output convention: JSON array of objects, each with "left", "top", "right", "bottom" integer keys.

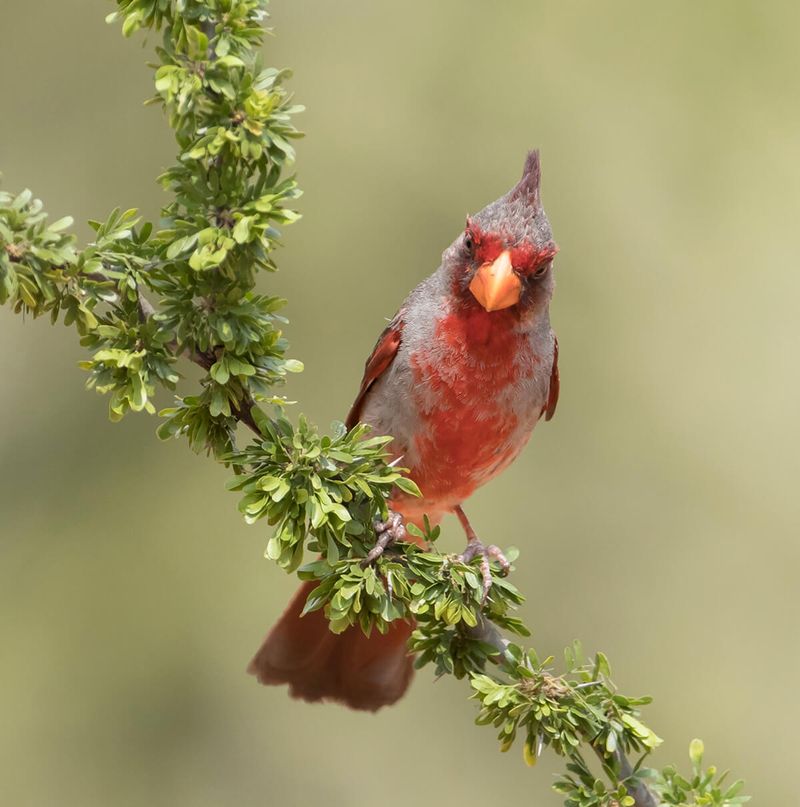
[{"left": 248, "top": 150, "right": 560, "bottom": 711}]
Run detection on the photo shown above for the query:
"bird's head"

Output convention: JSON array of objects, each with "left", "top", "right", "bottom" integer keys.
[{"left": 443, "top": 150, "right": 558, "bottom": 316}]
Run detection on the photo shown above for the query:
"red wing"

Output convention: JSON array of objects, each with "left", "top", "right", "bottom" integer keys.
[
  {"left": 345, "top": 311, "right": 405, "bottom": 430},
  {"left": 544, "top": 335, "right": 559, "bottom": 422}
]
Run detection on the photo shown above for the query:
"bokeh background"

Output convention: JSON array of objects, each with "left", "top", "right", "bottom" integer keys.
[{"left": 1, "top": 1, "right": 798, "bottom": 805}]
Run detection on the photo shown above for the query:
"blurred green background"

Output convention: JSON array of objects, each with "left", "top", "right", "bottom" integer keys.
[{"left": 1, "top": 1, "right": 798, "bottom": 805}]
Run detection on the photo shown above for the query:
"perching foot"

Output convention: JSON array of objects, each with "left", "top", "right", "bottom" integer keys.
[
  {"left": 360, "top": 510, "right": 406, "bottom": 568},
  {"left": 453, "top": 504, "right": 510, "bottom": 603}
]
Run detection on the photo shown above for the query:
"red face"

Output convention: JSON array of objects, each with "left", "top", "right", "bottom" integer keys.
[
  {"left": 466, "top": 219, "right": 559, "bottom": 278},
  {"left": 463, "top": 219, "right": 559, "bottom": 312}
]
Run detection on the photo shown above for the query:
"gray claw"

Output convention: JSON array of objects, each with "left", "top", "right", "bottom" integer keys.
[
  {"left": 360, "top": 510, "right": 406, "bottom": 568},
  {"left": 458, "top": 541, "right": 510, "bottom": 604}
]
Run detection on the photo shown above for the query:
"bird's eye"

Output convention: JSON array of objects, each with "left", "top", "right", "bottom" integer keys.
[
  {"left": 464, "top": 232, "right": 474, "bottom": 252},
  {"left": 533, "top": 261, "right": 549, "bottom": 278}
]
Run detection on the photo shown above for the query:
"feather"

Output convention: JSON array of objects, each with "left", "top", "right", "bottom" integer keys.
[
  {"left": 344, "top": 310, "right": 405, "bottom": 431},
  {"left": 545, "top": 335, "right": 560, "bottom": 421},
  {"left": 248, "top": 581, "right": 414, "bottom": 711}
]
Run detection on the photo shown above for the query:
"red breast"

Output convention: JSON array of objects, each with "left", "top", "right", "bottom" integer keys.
[{"left": 404, "top": 306, "right": 540, "bottom": 505}]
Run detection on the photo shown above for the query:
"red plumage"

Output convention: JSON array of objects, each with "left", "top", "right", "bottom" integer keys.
[{"left": 248, "top": 581, "right": 414, "bottom": 711}]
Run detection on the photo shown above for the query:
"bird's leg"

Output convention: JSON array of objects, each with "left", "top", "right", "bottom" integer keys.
[
  {"left": 360, "top": 510, "right": 406, "bottom": 568},
  {"left": 454, "top": 505, "right": 510, "bottom": 604}
]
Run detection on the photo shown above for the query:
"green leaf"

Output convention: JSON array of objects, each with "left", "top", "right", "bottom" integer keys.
[
  {"left": 689, "top": 737, "right": 705, "bottom": 768},
  {"left": 283, "top": 359, "right": 304, "bottom": 373},
  {"left": 166, "top": 234, "right": 198, "bottom": 259},
  {"left": 394, "top": 477, "right": 422, "bottom": 497}
]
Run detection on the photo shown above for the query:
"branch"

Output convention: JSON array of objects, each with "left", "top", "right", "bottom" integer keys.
[
  {"left": 183, "top": 332, "right": 262, "bottom": 437},
  {"left": 610, "top": 749, "right": 660, "bottom": 807},
  {"left": 469, "top": 617, "right": 660, "bottom": 807}
]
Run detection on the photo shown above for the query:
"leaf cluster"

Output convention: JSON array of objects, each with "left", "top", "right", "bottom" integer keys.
[
  {"left": 0, "top": 189, "right": 87, "bottom": 326},
  {"left": 123, "top": 0, "right": 303, "bottom": 446},
  {"left": 226, "top": 416, "right": 411, "bottom": 571},
  {"left": 299, "top": 540, "right": 526, "bottom": 645},
  {"left": 650, "top": 739, "right": 749, "bottom": 806},
  {"left": 471, "top": 642, "right": 659, "bottom": 768},
  {"left": 1, "top": 2, "right": 303, "bottom": 444}
]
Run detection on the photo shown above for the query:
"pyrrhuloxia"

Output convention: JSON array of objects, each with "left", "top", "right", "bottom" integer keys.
[{"left": 249, "top": 150, "right": 559, "bottom": 710}]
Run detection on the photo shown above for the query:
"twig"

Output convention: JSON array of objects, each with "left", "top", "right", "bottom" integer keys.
[
  {"left": 96, "top": 266, "right": 265, "bottom": 438},
  {"left": 187, "top": 338, "right": 262, "bottom": 436},
  {"left": 607, "top": 747, "right": 660, "bottom": 807},
  {"left": 467, "top": 617, "right": 661, "bottom": 807}
]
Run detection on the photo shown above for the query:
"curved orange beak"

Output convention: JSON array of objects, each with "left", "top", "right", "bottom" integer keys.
[{"left": 468, "top": 250, "right": 521, "bottom": 312}]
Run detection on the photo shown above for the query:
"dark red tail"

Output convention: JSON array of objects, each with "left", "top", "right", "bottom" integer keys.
[{"left": 247, "top": 580, "right": 415, "bottom": 711}]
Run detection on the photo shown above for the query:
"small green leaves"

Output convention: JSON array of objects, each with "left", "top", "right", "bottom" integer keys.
[
  {"left": 227, "top": 418, "right": 405, "bottom": 571},
  {"left": 0, "top": 188, "right": 79, "bottom": 319},
  {"left": 553, "top": 770, "right": 637, "bottom": 807},
  {"left": 620, "top": 713, "right": 662, "bottom": 751},
  {"left": 652, "top": 739, "right": 750, "bottom": 805},
  {"left": 77, "top": 269, "right": 179, "bottom": 423},
  {"left": 103, "top": 0, "right": 304, "bottom": 444},
  {"left": 469, "top": 642, "right": 685, "bottom": 804},
  {"left": 299, "top": 542, "right": 523, "bottom": 650},
  {"left": 158, "top": 394, "right": 236, "bottom": 459}
]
